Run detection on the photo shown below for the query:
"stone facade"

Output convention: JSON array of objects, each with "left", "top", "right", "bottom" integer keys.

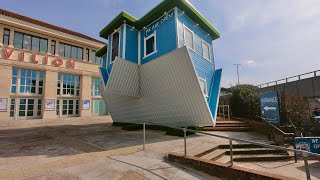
[{"left": 0, "top": 11, "right": 107, "bottom": 120}]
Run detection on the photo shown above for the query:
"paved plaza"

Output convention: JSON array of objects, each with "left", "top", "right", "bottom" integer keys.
[{"left": 0, "top": 116, "right": 319, "bottom": 179}]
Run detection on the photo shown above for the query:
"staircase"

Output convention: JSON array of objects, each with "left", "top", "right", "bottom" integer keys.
[
  {"left": 203, "top": 120, "right": 252, "bottom": 132},
  {"left": 190, "top": 143, "right": 293, "bottom": 164}
]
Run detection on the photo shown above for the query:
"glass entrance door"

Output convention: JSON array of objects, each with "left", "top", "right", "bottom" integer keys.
[
  {"left": 17, "top": 98, "right": 42, "bottom": 120},
  {"left": 61, "top": 99, "right": 79, "bottom": 117},
  {"left": 92, "top": 99, "right": 107, "bottom": 116}
]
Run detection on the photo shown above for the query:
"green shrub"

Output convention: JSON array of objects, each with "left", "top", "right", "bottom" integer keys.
[{"left": 229, "top": 84, "right": 261, "bottom": 119}]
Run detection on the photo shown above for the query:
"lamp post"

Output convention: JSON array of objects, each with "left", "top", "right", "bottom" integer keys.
[{"left": 234, "top": 64, "right": 241, "bottom": 85}]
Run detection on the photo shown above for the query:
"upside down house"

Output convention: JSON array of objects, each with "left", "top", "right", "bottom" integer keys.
[{"left": 97, "top": 0, "right": 222, "bottom": 127}]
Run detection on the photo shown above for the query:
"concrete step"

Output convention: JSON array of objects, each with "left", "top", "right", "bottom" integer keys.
[
  {"left": 215, "top": 155, "right": 231, "bottom": 164},
  {"left": 203, "top": 127, "right": 252, "bottom": 132},
  {"left": 219, "top": 144, "right": 267, "bottom": 149},
  {"left": 200, "top": 149, "right": 226, "bottom": 160},
  {"left": 225, "top": 148, "right": 288, "bottom": 155},
  {"left": 232, "top": 154, "right": 293, "bottom": 162},
  {"left": 194, "top": 146, "right": 219, "bottom": 158},
  {"left": 215, "top": 124, "right": 251, "bottom": 127},
  {"left": 185, "top": 143, "right": 219, "bottom": 157},
  {"left": 216, "top": 121, "right": 247, "bottom": 124}
]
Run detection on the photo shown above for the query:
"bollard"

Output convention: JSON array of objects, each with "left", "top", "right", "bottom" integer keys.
[
  {"left": 143, "top": 122, "right": 146, "bottom": 150},
  {"left": 302, "top": 152, "right": 311, "bottom": 180},
  {"left": 227, "top": 105, "right": 230, "bottom": 121},
  {"left": 229, "top": 138, "right": 233, "bottom": 167},
  {"left": 184, "top": 128, "right": 187, "bottom": 156},
  {"left": 223, "top": 106, "right": 225, "bottom": 120}
]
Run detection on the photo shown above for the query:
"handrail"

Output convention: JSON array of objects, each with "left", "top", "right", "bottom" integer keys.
[
  {"left": 139, "top": 120, "right": 318, "bottom": 180},
  {"left": 143, "top": 120, "right": 320, "bottom": 157},
  {"left": 261, "top": 117, "right": 294, "bottom": 137},
  {"left": 257, "top": 70, "right": 320, "bottom": 88}
]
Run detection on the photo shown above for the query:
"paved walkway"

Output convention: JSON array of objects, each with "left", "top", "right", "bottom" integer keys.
[
  {"left": 0, "top": 117, "right": 217, "bottom": 179},
  {"left": 0, "top": 116, "right": 319, "bottom": 179}
]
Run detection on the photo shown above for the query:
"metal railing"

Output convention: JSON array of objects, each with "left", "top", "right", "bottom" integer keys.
[
  {"left": 140, "top": 121, "right": 320, "bottom": 180},
  {"left": 217, "top": 105, "right": 230, "bottom": 121},
  {"left": 257, "top": 70, "right": 320, "bottom": 88}
]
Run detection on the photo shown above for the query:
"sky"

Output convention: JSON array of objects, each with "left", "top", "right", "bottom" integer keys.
[{"left": 2, "top": 0, "right": 320, "bottom": 87}]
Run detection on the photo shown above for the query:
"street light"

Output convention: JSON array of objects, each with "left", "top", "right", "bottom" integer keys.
[{"left": 234, "top": 64, "right": 241, "bottom": 85}]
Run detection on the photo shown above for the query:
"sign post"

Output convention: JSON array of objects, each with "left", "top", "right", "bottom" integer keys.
[{"left": 260, "top": 91, "right": 281, "bottom": 126}]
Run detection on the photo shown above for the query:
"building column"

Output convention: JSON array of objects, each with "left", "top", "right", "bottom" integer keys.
[
  {"left": 55, "top": 41, "right": 59, "bottom": 56},
  {"left": 88, "top": 49, "right": 93, "bottom": 63},
  {"left": 47, "top": 38, "right": 52, "bottom": 55},
  {"left": 80, "top": 75, "right": 92, "bottom": 117},
  {"left": 0, "top": 25, "right": 3, "bottom": 46},
  {"left": 82, "top": 47, "right": 86, "bottom": 61},
  {"left": 8, "top": 29, "right": 14, "bottom": 48},
  {"left": 42, "top": 71, "right": 58, "bottom": 119},
  {"left": 0, "top": 65, "right": 12, "bottom": 120}
]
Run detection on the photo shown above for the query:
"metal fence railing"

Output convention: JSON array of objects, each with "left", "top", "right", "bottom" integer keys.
[
  {"left": 217, "top": 105, "right": 230, "bottom": 121},
  {"left": 140, "top": 121, "right": 320, "bottom": 180},
  {"left": 257, "top": 70, "right": 320, "bottom": 88}
]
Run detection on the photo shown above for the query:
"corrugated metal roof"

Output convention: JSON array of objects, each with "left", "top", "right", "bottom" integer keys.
[
  {"left": 0, "top": 8, "right": 105, "bottom": 44},
  {"left": 101, "top": 47, "right": 214, "bottom": 127}
]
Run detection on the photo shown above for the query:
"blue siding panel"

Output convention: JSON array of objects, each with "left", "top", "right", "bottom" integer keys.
[
  {"left": 119, "top": 25, "right": 124, "bottom": 59},
  {"left": 209, "top": 68, "right": 222, "bottom": 119},
  {"left": 99, "top": 67, "right": 110, "bottom": 86},
  {"left": 177, "top": 8, "right": 216, "bottom": 101},
  {"left": 125, "top": 24, "right": 139, "bottom": 63},
  {"left": 102, "top": 54, "right": 107, "bottom": 69},
  {"left": 141, "top": 9, "right": 177, "bottom": 64}
]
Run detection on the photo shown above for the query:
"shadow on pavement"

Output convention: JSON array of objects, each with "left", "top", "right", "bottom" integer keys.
[{"left": 0, "top": 122, "right": 196, "bottom": 158}]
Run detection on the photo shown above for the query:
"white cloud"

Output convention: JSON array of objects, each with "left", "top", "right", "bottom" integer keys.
[{"left": 245, "top": 60, "right": 256, "bottom": 66}]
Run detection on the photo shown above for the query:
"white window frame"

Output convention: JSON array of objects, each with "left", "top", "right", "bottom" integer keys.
[
  {"left": 202, "top": 40, "right": 211, "bottom": 62},
  {"left": 57, "top": 73, "right": 80, "bottom": 97},
  {"left": 91, "top": 77, "right": 102, "bottom": 97},
  {"left": 11, "top": 68, "right": 44, "bottom": 95},
  {"left": 143, "top": 31, "right": 157, "bottom": 58},
  {"left": 109, "top": 28, "right": 121, "bottom": 65},
  {"left": 199, "top": 77, "right": 208, "bottom": 97},
  {"left": 183, "top": 25, "right": 195, "bottom": 51}
]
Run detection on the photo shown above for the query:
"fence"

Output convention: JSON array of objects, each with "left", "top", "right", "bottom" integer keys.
[
  {"left": 217, "top": 105, "right": 230, "bottom": 121},
  {"left": 140, "top": 121, "right": 319, "bottom": 180},
  {"left": 258, "top": 70, "right": 320, "bottom": 98}
]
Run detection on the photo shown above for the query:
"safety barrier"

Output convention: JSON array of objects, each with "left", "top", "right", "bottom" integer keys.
[{"left": 140, "top": 121, "right": 320, "bottom": 180}]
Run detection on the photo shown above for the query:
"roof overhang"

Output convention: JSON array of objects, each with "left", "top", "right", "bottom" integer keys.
[
  {"left": 100, "top": 11, "right": 137, "bottom": 39},
  {"left": 100, "top": 0, "right": 220, "bottom": 40},
  {"left": 96, "top": 44, "right": 108, "bottom": 57}
]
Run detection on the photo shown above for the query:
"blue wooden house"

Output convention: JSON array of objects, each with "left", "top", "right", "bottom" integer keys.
[{"left": 97, "top": 0, "right": 222, "bottom": 127}]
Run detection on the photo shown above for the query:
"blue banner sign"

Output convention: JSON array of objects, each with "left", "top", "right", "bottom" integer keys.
[
  {"left": 294, "top": 137, "right": 320, "bottom": 155},
  {"left": 260, "top": 91, "right": 280, "bottom": 126}
]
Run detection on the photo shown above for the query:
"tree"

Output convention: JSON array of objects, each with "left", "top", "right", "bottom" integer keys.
[
  {"left": 280, "top": 92, "right": 310, "bottom": 128},
  {"left": 229, "top": 84, "right": 261, "bottom": 119}
]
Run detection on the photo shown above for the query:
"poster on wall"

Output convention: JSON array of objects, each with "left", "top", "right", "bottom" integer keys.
[
  {"left": 83, "top": 100, "right": 90, "bottom": 110},
  {"left": 45, "top": 99, "right": 55, "bottom": 111},
  {"left": 0, "top": 98, "right": 8, "bottom": 111}
]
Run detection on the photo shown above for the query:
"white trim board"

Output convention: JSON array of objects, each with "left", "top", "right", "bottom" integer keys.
[
  {"left": 109, "top": 27, "right": 121, "bottom": 65},
  {"left": 201, "top": 39, "right": 212, "bottom": 62},
  {"left": 143, "top": 31, "right": 157, "bottom": 59},
  {"left": 122, "top": 24, "right": 126, "bottom": 59},
  {"left": 183, "top": 24, "right": 195, "bottom": 52}
]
